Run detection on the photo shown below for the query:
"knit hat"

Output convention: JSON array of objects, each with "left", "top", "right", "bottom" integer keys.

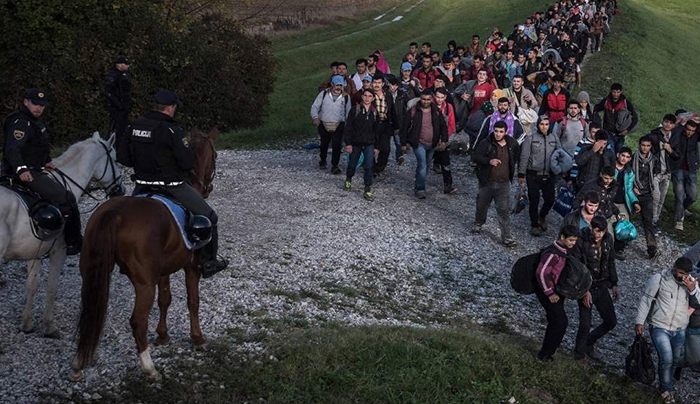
[
  {"left": 492, "top": 89, "right": 506, "bottom": 99},
  {"left": 577, "top": 91, "right": 590, "bottom": 104}
]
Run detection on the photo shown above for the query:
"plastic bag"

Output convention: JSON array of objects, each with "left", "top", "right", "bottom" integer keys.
[
  {"left": 625, "top": 334, "right": 656, "bottom": 385},
  {"left": 512, "top": 184, "right": 528, "bottom": 214},
  {"left": 553, "top": 186, "right": 574, "bottom": 217},
  {"left": 615, "top": 218, "right": 638, "bottom": 242}
]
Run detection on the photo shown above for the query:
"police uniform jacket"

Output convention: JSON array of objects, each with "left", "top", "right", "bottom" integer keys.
[
  {"left": 104, "top": 68, "right": 132, "bottom": 111},
  {"left": 2, "top": 106, "right": 51, "bottom": 175},
  {"left": 117, "top": 110, "right": 193, "bottom": 185}
]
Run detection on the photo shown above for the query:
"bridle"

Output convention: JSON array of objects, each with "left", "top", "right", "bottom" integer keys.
[
  {"left": 189, "top": 133, "right": 217, "bottom": 198},
  {"left": 50, "top": 140, "right": 124, "bottom": 202}
]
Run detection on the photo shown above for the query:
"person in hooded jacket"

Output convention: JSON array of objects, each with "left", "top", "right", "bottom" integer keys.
[{"left": 343, "top": 88, "right": 380, "bottom": 202}]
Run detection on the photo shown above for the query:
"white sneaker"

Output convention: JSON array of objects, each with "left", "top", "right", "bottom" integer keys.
[{"left": 675, "top": 221, "right": 684, "bottom": 231}]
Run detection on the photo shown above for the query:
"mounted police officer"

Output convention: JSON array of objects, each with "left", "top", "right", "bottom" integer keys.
[
  {"left": 1, "top": 88, "right": 83, "bottom": 255},
  {"left": 117, "top": 89, "right": 228, "bottom": 278},
  {"left": 104, "top": 55, "right": 132, "bottom": 148}
]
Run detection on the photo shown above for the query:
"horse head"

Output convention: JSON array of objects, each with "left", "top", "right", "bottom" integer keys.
[
  {"left": 188, "top": 127, "right": 218, "bottom": 199},
  {"left": 89, "top": 132, "right": 125, "bottom": 197}
]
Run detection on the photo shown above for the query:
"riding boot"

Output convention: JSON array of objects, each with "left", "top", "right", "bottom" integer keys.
[
  {"left": 200, "top": 225, "right": 228, "bottom": 279},
  {"left": 63, "top": 201, "right": 83, "bottom": 256}
]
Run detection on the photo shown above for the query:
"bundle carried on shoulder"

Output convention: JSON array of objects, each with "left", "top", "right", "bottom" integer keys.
[{"left": 511, "top": 247, "right": 591, "bottom": 299}]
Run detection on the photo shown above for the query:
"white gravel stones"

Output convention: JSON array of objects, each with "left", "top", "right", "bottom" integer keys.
[{"left": 0, "top": 148, "right": 697, "bottom": 403}]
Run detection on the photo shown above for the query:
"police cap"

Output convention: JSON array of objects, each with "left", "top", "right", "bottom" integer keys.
[
  {"left": 115, "top": 55, "right": 130, "bottom": 65},
  {"left": 154, "top": 89, "right": 183, "bottom": 106},
  {"left": 24, "top": 88, "right": 49, "bottom": 106}
]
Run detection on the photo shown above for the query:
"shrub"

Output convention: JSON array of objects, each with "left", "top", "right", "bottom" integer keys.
[{"left": 0, "top": 0, "right": 274, "bottom": 146}]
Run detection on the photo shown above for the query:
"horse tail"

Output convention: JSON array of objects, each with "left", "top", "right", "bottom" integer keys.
[{"left": 73, "top": 206, "right": 120, "bottom": 369}]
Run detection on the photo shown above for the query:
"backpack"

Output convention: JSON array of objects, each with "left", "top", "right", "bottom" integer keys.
[
  {"left": 625, "top": 334, "right": 656, "bottom": 385},
  {"left": 511, "top": 250, "right": 543, "bottom": 294},
  {"left": 555, "top": 254, "right": 592, "bottom": 299}
]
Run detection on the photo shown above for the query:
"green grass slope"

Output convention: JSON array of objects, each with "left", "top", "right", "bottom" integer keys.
[
  {"left": 75, "top": 326, "right": 660, "bottom": 404},
  {"left": 583, "top": 0, "right": 700, "bottom": 243}
]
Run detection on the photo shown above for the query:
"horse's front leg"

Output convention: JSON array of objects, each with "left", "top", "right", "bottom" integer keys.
[
  {"left": 155, "top": 276, "right": 172, "bottom": 345},
  {"left": 43, "top": 247, "right": 67, "bottom": 338},
  {"left": 21, "top": 259, "right": 42, "bottom": 333},
  {"left": 130, "top": 282, "right": 160, "bottom": 381},
  {"left": 184, "top": 263, "right": 206, "bottom": 349}
]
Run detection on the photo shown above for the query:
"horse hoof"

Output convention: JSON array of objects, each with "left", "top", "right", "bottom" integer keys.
[
  {"left": 155, "top": 335, "right": 171, "bottom": 346},
  {"left": 68, "top": 370, "right": 83, "bottom": 382},
  {"left": 20, "top": 324, "right": 35, "bottom": 334},
  {"left": 193, "top": 341, "right": 209, "bottom": 352},
  {"left": 44, "top": 328, "right": 61, "bottom": 339},
  {"left": 144, "top": 370, "right": 162, "bottom": 382}
]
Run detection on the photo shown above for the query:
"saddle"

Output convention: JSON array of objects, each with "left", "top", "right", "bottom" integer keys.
[
  {"left": 134, "top": 188, "right": 212, "bottom": 250},
  {"left": 0, "top": 175, "right": 65, "bottom": 240}
]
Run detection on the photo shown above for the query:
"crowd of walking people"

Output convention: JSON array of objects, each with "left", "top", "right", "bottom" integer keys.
[{"left": 309, "top": 0, "right": 700, "bottom": 402}]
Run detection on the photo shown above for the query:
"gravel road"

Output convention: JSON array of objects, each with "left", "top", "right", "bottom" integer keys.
[{"left": 0, "top": 149, "right": 697, "bottom": 403}]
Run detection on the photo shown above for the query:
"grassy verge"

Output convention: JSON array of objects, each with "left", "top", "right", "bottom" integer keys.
[
  {"left": 219, "top": 0, "right": 543, "bottom": 149},
  {"left": 65, "top": 325, "right": 660, "bottom": 404},
  {"left": 582, "top": 0, "right": 700, "bottom": 243}
]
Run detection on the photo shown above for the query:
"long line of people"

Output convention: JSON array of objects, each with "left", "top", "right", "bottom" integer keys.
[{"left": 310, "top": 1, "right": 700, "bottom": 402}]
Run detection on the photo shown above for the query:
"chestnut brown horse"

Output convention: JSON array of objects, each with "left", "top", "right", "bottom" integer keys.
[{"left": 69, "top": 127, "right": 219, "bottom": 382}]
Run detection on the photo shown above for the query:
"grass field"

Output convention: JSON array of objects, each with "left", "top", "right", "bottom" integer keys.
[
  {"left": 582, "top": 0, "right": 700, "bottom": 243},
  {"left": 80, "top": 326, "right": 661, "bottom": 404}
]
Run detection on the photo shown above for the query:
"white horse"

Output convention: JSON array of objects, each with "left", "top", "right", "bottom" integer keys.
[{"left": 0, "top": 132, "right": 124, "bottom": 338}]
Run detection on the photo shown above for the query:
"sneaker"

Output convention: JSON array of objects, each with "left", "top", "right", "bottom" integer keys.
[
  {"left": 614, "top": 251, "right": 626, "bottom": 261},
  {"left": 363, "top": 190, "right": 375, "bottom": 202},
  {"left": 530, "top": 227, "right": 544, "bottom": 237},
  {"left": 661, "top": 391, "right": 676, "bottom": 404},
  {"left": 538, "top": 217, "right": 548, "bottom": 231},
  {"left": 675, "top": 221, "right": 684, "bottom": 231},
  {"left": 685, "top": 209, "right": 694, "bottom": 217},
  {"left": 415, "top": 190, "right": 427, "bottom": 199},
  {"left": 585, "top": 344, "right": 601, "bottom": 360},
  {"left": 331, "top": 166, "right": 341, "bottom": 175},
  {"left": 432, "top": 162, "right": 442, "bottom": 174},
  {"left": 648, "top": 247, "right": 659, "bottom": 259},
  {"left": 653, "top": 222, "right": 661, "bottom": 236},
  {"left": 503, "top": 238, "right": 517, "bottom": 248},
  {"left": 397, "top": 155, "right": 405, "bottom": 166},
  {"left": 471, "top": 224, "right": 482, "bottom": 234},
  {"left": 319, "top": 161, "right": 327, "bottom": 169},
  {"left": 444, "top": 185, "right": 457, "bottom": 194},
  {"left": 344, "top": 180, "right": 352, "bottom": 191}
]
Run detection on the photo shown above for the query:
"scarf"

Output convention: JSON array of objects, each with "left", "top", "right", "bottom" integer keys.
[
  {"left": 632, "top": 151, "right": 655, "bottom": 191},
  {"left": 489, "top": 111, "right": 516, "bottom": 137}
]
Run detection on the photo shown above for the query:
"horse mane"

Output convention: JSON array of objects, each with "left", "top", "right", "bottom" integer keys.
[{"left": 52, "top": 138, "right": 95, "bottom": 166}]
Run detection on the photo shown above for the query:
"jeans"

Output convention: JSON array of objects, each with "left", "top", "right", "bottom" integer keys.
[
  {"left": 591, "top": 32, "right": 603, "bottom": 51},
  {"left": 526, "top": 172, "right": 556, "bottom": 228},
  {"left": 536, "top": 290, "right": 568, "bottom": 360},
  {"left": 650, "top": 327, "right": 686, "bottom": 394},
  {"left": 346, "top": 144, "right": 375, "bottom": 188},
  {"left": 318, "top": 123, "right": 344, "bottom": 167},
  {"left": 610, "top": 134, "right": 626, "bottom": 154},
  {"left": 652, "top": 173, "right": 672, "bottom": 223},
  {"left": 392, "top": 134, "right": 403, "bottom": 160},
  {"left": 574, "top": 286, "right": 617, "bottom": 359},
  {"left": 637, "top": 193, "right": 657, "bottom": 251},
  {"left": 475, "top": 181, "right": 512, "bottom": 240},
  {"left": 672, "top": 169, "right": 698, "bottom": 221},
  {"left": 413, "top": 143, "right": 436, "bottom": 192}
]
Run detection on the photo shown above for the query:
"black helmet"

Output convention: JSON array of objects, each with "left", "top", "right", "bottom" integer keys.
[
  {"left": 31, "top": 204, "right": 64, "bottom": 240},
  {"left": 187, "top": 215, "right": 212, "bottom": 245}
]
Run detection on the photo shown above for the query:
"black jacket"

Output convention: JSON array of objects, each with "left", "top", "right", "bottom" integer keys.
[
  {"left": 2, "top": 106, "right": 51, "bottom": 175},
  {"left": 473, "top": 133, "right": 520, "bottom": 186},
  {"left": 669, "top": 125, "right": 700, "bottom": 172},
  {"left": 573, "top": 177, "right": 620, "bottom": 219},
  {"left": 343, "top": 104, "right": 379, "bottom": 146},
  {"left": 571, "top": 227, "right": 618, "bottom": 289},
  {"left": 117, "top": 110, "right": 194, "bottom": 184},
  {"left": 401, "top": 104, "right": 448, "bottom": 149},
  {"left": 593, "top": 93, "right": 638, "bottom": 135},
  {"left": 574, "top": 142, "right": 615, "bottom": 188},
  {"left": 375, "top": 89, "right": 401, "bottom": 134},
  {"left": 561, "top": 206, "right": 607, "bottom": 231},
  {"left": 647, "top": 127, "right": 681, "bottom": 171},
  {"left": 104, "top": 68, "right": 132, "bottom": 112}
]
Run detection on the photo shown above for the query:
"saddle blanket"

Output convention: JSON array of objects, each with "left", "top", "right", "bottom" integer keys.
[{"left": 135, "top": 194, "right": 194, "bottom": 250}]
